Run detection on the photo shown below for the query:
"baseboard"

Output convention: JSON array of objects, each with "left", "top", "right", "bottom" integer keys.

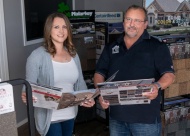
[{"left": 17, "top": 118, "right": 28, "bottom": 128}]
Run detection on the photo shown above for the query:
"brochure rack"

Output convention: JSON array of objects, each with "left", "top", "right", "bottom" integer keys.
[
  {"left": 0, "top": 79, "right": 35, "bottom": 136},
  {"left": 155, "top": 34, "right": 190, "bottom": 136}
]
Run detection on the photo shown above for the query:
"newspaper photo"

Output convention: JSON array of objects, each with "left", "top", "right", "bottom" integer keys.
[
  {"left": 31, "top": 83, "right": 98, "bottom": 110},
  {"left": 97, "top": 78, "right": 155, "bottom": 105}
]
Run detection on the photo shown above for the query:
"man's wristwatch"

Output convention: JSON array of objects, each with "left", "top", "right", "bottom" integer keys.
[{"left": 153, "top": 82, "right": 162, "bottom": 90}]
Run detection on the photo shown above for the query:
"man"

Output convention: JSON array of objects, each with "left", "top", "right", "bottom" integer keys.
[{"left": 94, "top": 5, "right": 175, "bottom": 136}]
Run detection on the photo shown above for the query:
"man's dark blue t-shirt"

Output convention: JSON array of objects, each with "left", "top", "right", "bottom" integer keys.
[{"left": 95, "top": 30, "right": 174, "bottom": 123}]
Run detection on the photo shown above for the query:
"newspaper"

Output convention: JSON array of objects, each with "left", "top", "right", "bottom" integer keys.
[
  {"left": 31, "top": 70, "right": 119, "bottom": 110},
  {"left": 31, "top": 83, "right": 98, "bottom": 110},
  {"left": 97, "top": 78, "right": 155, "bottom": 105}
]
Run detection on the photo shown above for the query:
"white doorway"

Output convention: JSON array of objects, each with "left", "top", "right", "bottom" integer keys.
[{"left": 0, "top": 0, "right": 9, "bottom": 81}]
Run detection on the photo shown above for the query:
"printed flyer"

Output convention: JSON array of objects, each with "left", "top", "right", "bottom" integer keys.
[
  {"left": 97, "top": 78, "right": 155, "bottom": 105},
  {"left": 0, "top": 83, "right": 14, "bottom": 115},
  {"left": 146, "top": 0, "right": 190, "bottom": 36},
  {"left": 31, "top": 83, "right": 98, "bottom": 110}
]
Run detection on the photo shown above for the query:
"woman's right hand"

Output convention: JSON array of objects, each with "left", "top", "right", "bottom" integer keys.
[{"left": 21, "top": 92, "right": 37, "bottom": 104}]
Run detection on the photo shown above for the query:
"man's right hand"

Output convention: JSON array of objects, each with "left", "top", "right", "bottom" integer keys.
[{"left": 99, "top": 96, "right": 110, "bottom": 109}]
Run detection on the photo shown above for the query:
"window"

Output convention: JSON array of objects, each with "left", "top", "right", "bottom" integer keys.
[
  {"left": 150, "top": 16, "right": 152, "bottom": 24},
  {"left": 21, "top": 0, "right": 72, "bottom": 46}
]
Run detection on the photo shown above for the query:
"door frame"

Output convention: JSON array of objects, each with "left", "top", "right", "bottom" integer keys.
[{"left": 0, "top": 0, "right": 9, "bottom": 81}]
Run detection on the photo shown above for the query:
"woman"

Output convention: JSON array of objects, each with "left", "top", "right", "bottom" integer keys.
[{"left": 21, "top": 12, "right": 95, "bottom": 136}]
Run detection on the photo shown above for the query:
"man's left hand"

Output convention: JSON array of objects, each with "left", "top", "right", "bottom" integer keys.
[{"left": 142, "top": 84, "right": 159, "bottom": 100}]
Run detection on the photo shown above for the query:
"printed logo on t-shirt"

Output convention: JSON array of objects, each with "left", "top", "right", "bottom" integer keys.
[{"left": 112, "top": 45, "right": 119, "bottom": 54}]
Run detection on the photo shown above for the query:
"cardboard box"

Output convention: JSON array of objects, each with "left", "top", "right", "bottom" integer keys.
[
  {"left": 173, "top": 59, "right": 186, "bottom": 70},
  {"left": 185, "top": 58, "right": 190, "bottom": 69},
  {"left": 175, "top": 69, "right": 189, "bottom": 83},
  {"left": 164, "top": 84, "right": 179, "bottom": 98},
  {"left": 179, "top": 82, "right": 188, "bottom": 96}
]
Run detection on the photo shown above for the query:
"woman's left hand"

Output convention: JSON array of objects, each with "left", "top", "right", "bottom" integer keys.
[{"left": 80, "top": 99, "right": 95, "bottom": 108}]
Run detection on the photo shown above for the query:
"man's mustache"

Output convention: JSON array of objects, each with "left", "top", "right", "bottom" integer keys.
[{"left": 127, "top": 26, "right": 136, "bottom": 30}]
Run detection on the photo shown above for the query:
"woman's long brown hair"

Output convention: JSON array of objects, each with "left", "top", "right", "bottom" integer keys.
[{"left": 43, "top": 12, "right": 76, "bottom": 57}]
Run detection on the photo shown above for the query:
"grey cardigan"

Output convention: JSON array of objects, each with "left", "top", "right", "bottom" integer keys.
[{"left": 25, "top": 46, "right": 87, "bottom": 136}]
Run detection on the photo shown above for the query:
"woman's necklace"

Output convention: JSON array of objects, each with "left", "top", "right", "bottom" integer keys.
[{"left": 63, "top": 54, "right": 69, "bottom": 61}]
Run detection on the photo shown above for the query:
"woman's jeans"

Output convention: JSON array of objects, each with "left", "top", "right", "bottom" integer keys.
[
  {"left": 46, "top": 118, "right": 75, "bottom": 136},
  {"left": 109, "top": 118, "right": 161, "bottom": 136}
]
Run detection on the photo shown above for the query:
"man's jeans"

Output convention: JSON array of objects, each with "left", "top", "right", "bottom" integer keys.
[{"left": 109, "top": 118, "right": 161, "bottom": 136}]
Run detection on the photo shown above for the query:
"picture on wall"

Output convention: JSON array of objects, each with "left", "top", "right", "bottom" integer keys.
[
  {"left": 145, "top": 0, "right": 190, "bottom": 61},
  {"left": 145, "top": 0, "right": 190, "bottom": 36},
  {"left": 67, "top": 10, "right": 95, "bottom": 35}
]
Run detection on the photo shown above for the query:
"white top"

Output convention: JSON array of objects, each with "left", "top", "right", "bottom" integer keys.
[{"left": 51, "top": 58, "right": 79, "bottom": 122}]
